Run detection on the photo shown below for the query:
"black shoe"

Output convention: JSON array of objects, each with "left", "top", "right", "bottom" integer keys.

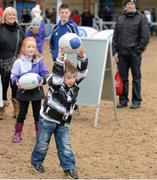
[
  {"left": 31, "top": 163, "right": 45, "bottom": 173},
  {"left": 117, "top": 103, "right": 127, "bottom": 108},
  {"left": 130, "top": 104, "right": 140, "bottom": 109},
  {"left": 64, "top": 169, "right": 79, "bottom": 179}
]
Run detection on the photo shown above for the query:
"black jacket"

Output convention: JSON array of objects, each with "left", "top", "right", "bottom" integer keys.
[
  {"left": 112, "top": 10, "right": 150, "bottom": 56},
  {"left": 16, "top": 87, "right": 45, "bottom": 102},
  {"left": 0, "top": 23, "right": 25, "bottom": 59}
]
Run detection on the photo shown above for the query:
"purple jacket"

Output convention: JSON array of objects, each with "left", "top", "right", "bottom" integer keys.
[
  {"left": 11, "top": 55, "right": 49, "bottom": 101},
  {"left": 11, "top": 55, "right": 49, "bottom": 83},
  {"left": 25, "top": 20, "right": 46, "bottom": 53}
]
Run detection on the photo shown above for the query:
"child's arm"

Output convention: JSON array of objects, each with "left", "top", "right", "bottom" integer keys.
[
  {"left": 76, "top": 47, "right": 88, "bottom": 84},
  {"left": 49, "top": 32, "right": 58, "bottom": 61},
  {"left": 38, "top": 59, "right": 49, "bottom": 85},
  {"left": 25, "top": 26, "right": 33, "bottom": 37},
  {"left": 43, "top": 22, "right": 53, "bottom": 37},
  {"left": 47, "top": 49, "right": 65, "bottom": 89},
  {"left": 11, "top": 60, "right": 20, "bottom": 87}
]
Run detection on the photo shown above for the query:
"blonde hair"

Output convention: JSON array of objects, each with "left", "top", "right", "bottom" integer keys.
[
  {"left": 0, "top": 7, "right": 18, "bottom": 24},
  {"left": 65, "top": 59, "right": 77, "bottom": 74},
  {"left": 20, "top": 37, "right": 38, "bottom": 57}
]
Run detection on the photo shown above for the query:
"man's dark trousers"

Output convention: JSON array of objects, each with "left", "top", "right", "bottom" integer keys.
[{"left": 118, "top": 53, "right": 142, "bottom": 105}]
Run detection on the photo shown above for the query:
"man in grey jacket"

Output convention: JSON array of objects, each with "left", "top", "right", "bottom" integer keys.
[{"left": 112, "top": 0, "right": 150, "bottom": 109}]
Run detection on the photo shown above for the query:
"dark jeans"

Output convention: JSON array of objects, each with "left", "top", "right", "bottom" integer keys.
[
  {"left": 0, "top": 70, "right": 17, "bottom": 100},
  {"left": 118, "top": 53, "right": 142, "bottom": 105},
  {"left": 17, "top": 100, "right": 41, "bottom": 123}
]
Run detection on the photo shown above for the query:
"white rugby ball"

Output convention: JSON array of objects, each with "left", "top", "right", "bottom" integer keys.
[
  {"left": 19, "top": 73, "right": 42, "bottom": 90},
  {"left": 58, "top": 33, "right": 82, "bottom": 54}
]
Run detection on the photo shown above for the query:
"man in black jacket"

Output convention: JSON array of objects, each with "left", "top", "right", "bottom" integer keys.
[{"left": 112, "top": 0, "right": 150, "bottom": 109}]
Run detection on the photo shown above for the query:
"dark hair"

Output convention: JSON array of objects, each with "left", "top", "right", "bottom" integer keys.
[
  {"left": 124, "top": 0, "right": 136, "bottom": 5},
  {"left": 59, "top": 4, "right": 70, "bottom": 11}
]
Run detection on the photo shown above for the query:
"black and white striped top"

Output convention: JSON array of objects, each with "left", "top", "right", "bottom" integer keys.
[{"left": 40, "top": 56, "right": 88, "bottom": 127}]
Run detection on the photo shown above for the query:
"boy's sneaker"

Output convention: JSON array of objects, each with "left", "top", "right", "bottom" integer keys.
[
  {"left": 64, "top": 169, "right": 78, "bottom": 179},
  {"left": 31, "top": 163, "right": 45, "bottom": 173}
]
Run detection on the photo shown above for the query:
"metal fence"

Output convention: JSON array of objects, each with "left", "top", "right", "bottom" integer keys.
[{"left": 93, "top": 16, "right": 157, "bottom": 35}]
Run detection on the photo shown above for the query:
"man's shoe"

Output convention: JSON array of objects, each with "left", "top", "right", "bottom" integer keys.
[
  {"left": 130, "top": 104, "right": 140, "bottom": 109},
  {"left": 117, "top": 103, "right": 127, "bottom": 108},
  {"left": 31, "top": 163, "right": 45, "bottom": 173},
  {"left": 64, "top": 169, "right": 79, "bottom": 179}
]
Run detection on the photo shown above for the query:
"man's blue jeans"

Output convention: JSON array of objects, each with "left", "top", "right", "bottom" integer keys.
[{"left": 31, "top": 117, "right": 76, "bottom": 170}]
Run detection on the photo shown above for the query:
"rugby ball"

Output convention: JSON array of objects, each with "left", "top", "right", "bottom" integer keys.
[
  {"left": 19, "top": 73, "right": 42, "bottom": 90},
  {"left": 58, "top": 33, "right": 82, "bottom": 54}
]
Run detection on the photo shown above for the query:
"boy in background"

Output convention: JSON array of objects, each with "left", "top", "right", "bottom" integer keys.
[{"left": 50, "top": 3, "right": 79, "bottom": 61}]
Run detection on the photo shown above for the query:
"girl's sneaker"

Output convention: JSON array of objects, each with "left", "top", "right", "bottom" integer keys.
[{"left": 12, "top": 132, "right": 22, "bottom": 143}]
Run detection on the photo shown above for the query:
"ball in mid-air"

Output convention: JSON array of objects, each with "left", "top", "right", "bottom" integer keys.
[{"left": 58, "top": 33, "right": 82, "bottom": 54}]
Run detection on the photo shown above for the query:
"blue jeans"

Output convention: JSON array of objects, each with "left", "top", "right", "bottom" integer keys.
[{"left": 31, "top": 117, "right": 76, "bottom": 170}]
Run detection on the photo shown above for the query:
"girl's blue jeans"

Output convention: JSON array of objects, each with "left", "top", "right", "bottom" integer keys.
[{"left": 31, "top": 117, "right": 76, "bottom": 170}]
